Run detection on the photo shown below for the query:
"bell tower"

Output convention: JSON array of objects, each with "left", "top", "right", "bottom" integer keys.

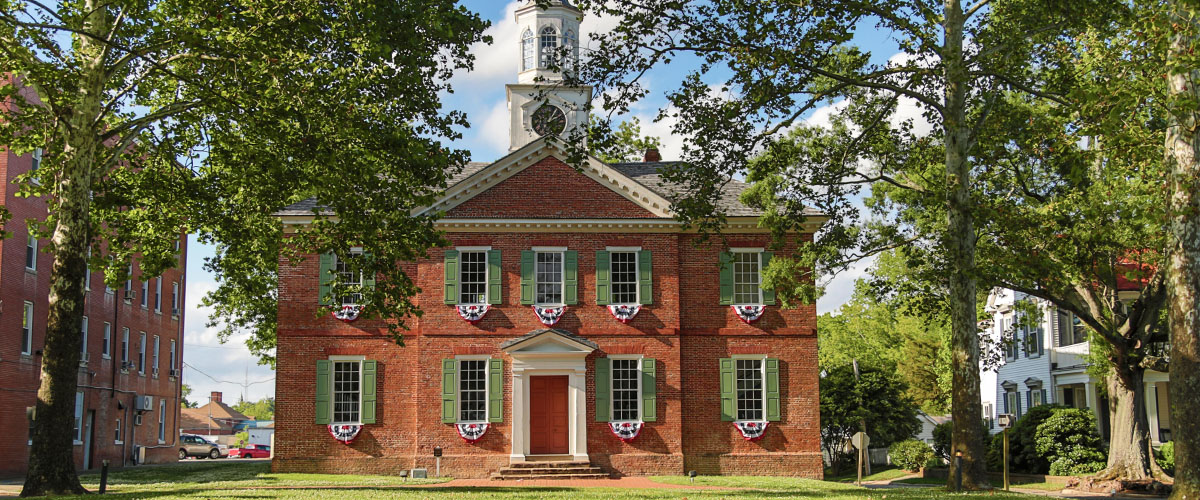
[{"left": 506, "top": 0, "right": 592, "bottom": 152}]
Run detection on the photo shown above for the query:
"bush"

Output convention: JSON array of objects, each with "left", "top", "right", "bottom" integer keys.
[
  {"left": 932, "top": 419, "right": 991, "bottom": 463},
  {"left": 1035, "top": 408, "right": 1106, "bottom": 476},
  {"left": 234, "top": 431, "right": 249, "bottom": 448},
  {"left": 986, "top": 404, "right": 1064, "bottom": 474},
  {"left": 1156, "top": 442, "right": 1175, "bottom": 474},
  {"left": 889, "top": 439, "right": 935, "bottom": 472}
]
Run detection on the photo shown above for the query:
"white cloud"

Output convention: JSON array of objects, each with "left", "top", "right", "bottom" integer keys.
[
  {"left": 476, "top": 99, "right": 512, "bottom": 153},
  {"left": 818, "top": 254, "right": 876, "bottom": 315},
  {"left": 181, "top": 278, "right": 275, "bottom": 404}
]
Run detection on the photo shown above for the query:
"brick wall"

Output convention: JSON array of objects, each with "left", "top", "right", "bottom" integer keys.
[{"left": 445, "top": 157, "right": 657, "bottom": 219}]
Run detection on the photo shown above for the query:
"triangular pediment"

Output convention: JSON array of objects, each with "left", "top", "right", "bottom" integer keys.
[
  {"left": 501, "top": 328, "right": 597, "bottom": 354},
  {"left": 416, "top": 137, "right": 674, "bottom": 219}
]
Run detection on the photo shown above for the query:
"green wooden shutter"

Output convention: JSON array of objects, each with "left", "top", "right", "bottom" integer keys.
[
  {"left": 441, "top": 359, "right": 457, "bottom": 423},
  {"left": 488, "top": 358, "right": 503, "bottom": 423},
  {"left": 361, "top": 253, "right": 376, "bottom": 292},
  {"left": 642, "top": 358, "right": 657, "bottom": 422},
  {"left": 595, "top": 251, "right": 610, "bottom": 305},
  {"left": 361, "top": 360, "right": 377, "bottom": 424},
  {"left": 520, "top": 251, "right": 535, "bottom": 305},
  {"left": 719, "top": 252, "right": 734, "bottom": 305},
  {"left": 594, "top": 357, "right": 610, "bottom": 422},
  {"left": 488, "top": 250, "right": 503, "bottom": 305},
  {"left": 765, "top": 358, "right": 780, "bottom": 421},
  {"left": 638, "top": 250, "right": 653, "bottom": 305},
  {"left": 719, "top": 358, "right": 735, "bottom": 421},
  {"left": 315, "top": 360, "right": 332, "bottom": 424},
  {"left": 443, "top": 250, "right": 459, "bottom": 305},
  {"left": 318, "top": 253, "right": 335, "bottom": 306},
  {"left": 760, "top": 252, "right": 776, "bottom": 305},
  {"left": 564, "top": 251, "right": 578, "bottom": 305}
]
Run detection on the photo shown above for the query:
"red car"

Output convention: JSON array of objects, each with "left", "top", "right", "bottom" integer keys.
[{"left": 228, "top": 444, "right": 271, "bottom": 458}]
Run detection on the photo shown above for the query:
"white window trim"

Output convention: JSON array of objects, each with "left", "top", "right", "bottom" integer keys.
[
  {"left": 607, "top": 249, "right": 641, "bottom": 305},
  {"left": 102, "top": 322, "right": 112, "bottom": 359},
  {"left": 80, "top": 316, "right": 88, "bottom": 364},
  {"left": 154, "top": 278, "right": 162, "bottom": 313},
  {"left": 141, "top": 280, "right": 149, "bottom": 308},
  {"left": 329, "top": 355, "right": 365, "bottom": 425},
  {"left": 158, "top": 399, "right": 166, "bottom": 443},
  {"left": 730, "top": 248, "right": 765, "bottom": 306},
  {"left": 138, "top": 332, "right": 147, "bottom": 375},
  {"left": 457, "top": 247, "right": 491, "bottom": 305},
  {"left": 152, "top": 335, "right": 160, "bottom": 377},
  {"left": 732, "top": 354, "right": 768, "bottom": 423},
  {"left": 456, "top": 355, "right": 491, "bottom": 424},
  {"left": 73, "top": 391, "right": 84, "bottom": 445},
  {"left": 608, "top": 354, "right": 643, "bottom": 422},
  {"left": 533, "top": 249, "right": 566, "bottom": 307},
  {"left": 25, "top": 232, "right": 37, "bottom": 271},
  {"left": 333, "top": 249, "right": 365, "bottom": 307},
  {"left": 171, "top": 281, "right": 180, "bottom": 316},
  {"left": 21, "top": 301, "right": 34, "bottom": 356},
  {"left": 121, "top": 328, "right": 130, "bottom": 369},
  {"left": 115, "top": 418, "right": 123, "bottom": 445}
]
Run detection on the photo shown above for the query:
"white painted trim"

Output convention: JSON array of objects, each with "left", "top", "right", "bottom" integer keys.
[
  {"left": 455, "top": 246, "right": 492, "bottom": 251},
  {"left": 455, "top": 356, "right": 492, "bottom": 424},
  {"left": 607, "top": 355, "right": 644, "bottom": 422},
  {"left": 533, "top": 249, "right": 566, "bottom": 306},
  {"left": 328, "top": 357, "right": 364, "bottom": 425},
  {"left": 604, "top": 246, "right": 642, "bottom": 252},
  {"left": 730, "top": 356, "right": 768, "bottom": 423},
  {"left": 504, "top": 331, "right": 595, "bottom": 463},
  {"left": 456, "top": 249, "right": 490, "bottom": 305},
  {"left": 729, "top": 247, "right": 765, "bottom": 253}
]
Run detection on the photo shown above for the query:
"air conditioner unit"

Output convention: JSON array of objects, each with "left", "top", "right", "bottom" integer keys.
[
  {"left": 123, "top": 290, "right": 136, "bottom": 301},
  {"left": 134, "top": 395, "right": 153, "bottom": 412},
  {"left": 169, "top": 369, "right": 178, "bottom": 377},
  {"left": 80, "top": 352, "right": 89, "bottom": 363},
  {"left": 134, "top": 414, "right": 143, "bottom": 426},
  {"left": 152, "top": 368, "right": 159, "bottom": 377},
  {"left": 172, "top": 307, "right": 180, "bottom": 316}
]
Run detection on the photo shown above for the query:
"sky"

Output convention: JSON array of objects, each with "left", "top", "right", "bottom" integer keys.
[{"left": 181, "top": 1, "right": 912, "bottom": 404}]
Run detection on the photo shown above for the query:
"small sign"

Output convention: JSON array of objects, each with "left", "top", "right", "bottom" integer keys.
[
  {"left": 998, "top": 414, "right": 1014, "bottom": 428},
  {"left": 851, "top": 432, "right": 870, "bottom": 449},
  {"left": 433, "top": 446, "right": 443, "bottom": 457}
]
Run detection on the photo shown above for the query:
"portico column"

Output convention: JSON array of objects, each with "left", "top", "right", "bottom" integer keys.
[
  {"left": 1084, "top": 380, "right": 1102, "bottom": 425},
  {"left": 1145, "top": 383, "right": 1160, "bottom": 445},
  {"left": 570, "top": 368, "right": 588, "bottom": 462},
  {"left": 510, "top": 368, "right": 527, "bottom": 463}
]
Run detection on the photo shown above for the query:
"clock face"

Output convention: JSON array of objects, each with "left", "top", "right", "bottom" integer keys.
[{"left": 531, "top": 104, "right": 567, "bottom": 136}]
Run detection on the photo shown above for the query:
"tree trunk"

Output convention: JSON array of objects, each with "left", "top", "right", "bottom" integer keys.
[
  {"left": 1166, "top": 1, "right": 1200, "bottom": 498},
  {"left": 20, "top": 3, "right": 106, "bottom": 497},
  {"left": 1095, "top": 365, "right": 1158, "bottom": 481},
  {"left": 943, "top": 0, "right": 989, "bottom": 490}
]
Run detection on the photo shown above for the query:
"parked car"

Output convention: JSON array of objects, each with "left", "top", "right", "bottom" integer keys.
[
  {"left": 228, "top": 444, "right": 271, "bottom": 459},
  {"left": 178, "top": 434, "right": 225, "bottom": 460}
]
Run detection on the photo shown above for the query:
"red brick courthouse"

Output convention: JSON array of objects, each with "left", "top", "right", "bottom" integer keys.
[{"left": 271, "top": 0, "right": 822, "bottom": 479}]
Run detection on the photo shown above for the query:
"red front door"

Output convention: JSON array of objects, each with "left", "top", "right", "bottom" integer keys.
[{"left": 529, "top": 376, "right": 569, "bottom": 454}]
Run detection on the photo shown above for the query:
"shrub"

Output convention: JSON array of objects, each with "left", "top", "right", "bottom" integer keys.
[
  {"left": 234, "top": 431, "right": 249, "bottom": 448},
  {"left": 986, "top": 404, "right": 1064, "bottom": 474},
  {"left": 1035, "top": 408, "right": 1106, "bottom": 476},
  {"left": 1156, "top": 442, "right": 1175, "bottom": 474},
  {"left": 932, "top": 419, "right": 991, "bottom": 463},
  {"left": 889, "top": 439, "right": 935, "bottom": 472}
]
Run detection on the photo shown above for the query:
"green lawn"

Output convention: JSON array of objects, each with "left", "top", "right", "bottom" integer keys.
[
  {"left": 893, "top": 477, "right": 1068, "bottom": 492},
  {"left": 822, "top": 466, "right": 914, "bottom": 483},
  {"left": 12, "top": 461, "right": 1041, "bottom": 499}
]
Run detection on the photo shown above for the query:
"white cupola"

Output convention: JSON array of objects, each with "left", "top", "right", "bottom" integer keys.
[{"left": 506, "top": 0, "right": 592, "bottom": 151}]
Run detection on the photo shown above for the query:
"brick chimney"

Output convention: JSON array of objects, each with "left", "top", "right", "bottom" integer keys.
[
  {"left": 643, "top": 147, "right": 662, "bottom": 162},
  {"left": 210, "top": 391, "right": 223, "bottom": 404}
]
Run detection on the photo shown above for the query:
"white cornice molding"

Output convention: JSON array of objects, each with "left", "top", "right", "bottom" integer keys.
[{"left": 279, "top": 215, "right": 826, "bottom": 234}]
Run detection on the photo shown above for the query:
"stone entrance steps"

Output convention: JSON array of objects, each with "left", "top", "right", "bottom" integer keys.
[{"left": 492, "top": 461, "right": 610, "bottom": 480}]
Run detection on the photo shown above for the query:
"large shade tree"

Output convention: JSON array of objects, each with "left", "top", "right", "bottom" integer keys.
[
  {"left": 574, "top": 0, "right": 1119, "bottom": 488},
  {"left": 0, "top": 0, "right": 487, "bottom": 495}
]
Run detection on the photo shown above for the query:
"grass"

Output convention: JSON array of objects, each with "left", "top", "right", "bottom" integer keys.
[
  {"left": 822, "top": 466, "right": 914, "bottom": 483},
  {"left": 15, "top": 461, "right": 1044, "bottom": 499},
  {"left": 893, "top": 477, "right": 1068, "bottom": 492}
]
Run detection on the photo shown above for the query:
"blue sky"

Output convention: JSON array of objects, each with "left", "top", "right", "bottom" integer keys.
[{"left": 182, "top": 1, "right": 909, "bottom": 402}]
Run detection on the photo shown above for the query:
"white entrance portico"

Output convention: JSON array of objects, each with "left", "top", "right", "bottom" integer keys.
[{"left": 501, "top": 328, "right": 597, "bottom": 463}]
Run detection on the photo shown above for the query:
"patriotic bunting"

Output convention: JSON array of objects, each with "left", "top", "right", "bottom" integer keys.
[
  {"left": 732, "top": 305, "right": 766, "bottom": 324},
  {"left": 533, "top": 305, "right": 565, "bottom": 326},
  {"left": 456, "top": 423, "right": 489, "bottom": 443},
  {"left": 734, "top": 421, "right": 769, "bottom": 441},
  {"left": 333, "top": 305, "right": 364, "bottom": 322},
  {"left": 607, "top": 304, "right": 641, "bottom": 323},
  {"left": 608, "top": 421, "right": 643, "bottom": 443},
  {"left": 456, "top": 304, "right": 490, "bottom": 324},
  {"left": 328, "top": 424, "right": 362, "bottom": 444}
]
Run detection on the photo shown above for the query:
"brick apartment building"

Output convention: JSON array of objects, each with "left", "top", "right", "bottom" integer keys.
[
  {"left": 0, "top": 142, "right": 187, "bottom": 475},
  {"left": 270, "top": 0, "right": 822, "bottom": 479}
]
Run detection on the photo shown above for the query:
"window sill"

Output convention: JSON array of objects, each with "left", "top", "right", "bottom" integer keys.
[
  {"left": 154, "top": 310, "right": 162, "bottom": 316},
  {"left": 331, "top": 422, "right": 363, "bottom": 426},
  {"left": 115, "top": 440, "right": 123, "bottom": 445},
  {"left": 138, "top": 372, "right": 146, "bottom": 377},
  {"left": 158, "top": 440, "right": 165, "bottom": 445},
  {"left": 25, "top": 268, "right": 36, "bottom": 275},
  {"left": 102, "top": 355, "right": 111, "bottom": 360},
  {"left": 74, "top": 440, "right": 83, "bottom": 446}
]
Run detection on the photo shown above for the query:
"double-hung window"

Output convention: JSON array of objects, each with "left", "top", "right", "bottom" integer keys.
[
  {"left": 535, "top": 251, "right": 563, "bottom": 305},
  {"left": 73, "top": 392, "right": 84, "bottom": 444},
  {"left": 332, "top": 359, "right": 362, "bottom": 424},
  {"left": 141, "top": 280, "right": 149, "bottom": 308},
  {"left": 121, "top": 328, "right": 130, "bottom": 367},
  {"left": 459, "top": 251, "right": 488, "bottom": 304},
  {"left": 158, "top": 399, "right": 166, "bottom": 442},
  {"left": 22, "top": 302, "right": 34, "bottom": 355},
  {"left": 334, "top": 251, "right": 363, "bottom": 306},
  {"left": 736, "top": 358, "right": 765, "bottom": 421},
  {"left": 1002, "top": 315, "right": 1018, "bottom": 361},
  {"left": 610, "top": 252, "right": 638, "bottom": 304},
  {"left": 611, "top": 358, "right": 640, "bottom": 421},
  {"left": 154, "top": 278, "right": 162, "bottom": 313},
  {"left": 124, "top": 263, "right": 134, "bottom": 301},
  {"left": 25, "top": 231, "right": 37, "bottom": 271},
  {"left": 458, "top": 359, "right": 488, "bottom": 423},
  {"left": 80, "top": 316, "right": 88, "bottom": 362},
  {"left": 733, "top": 252, "right": 762, "bottom": 305},
  {"left": 172, "top": 282, "right": 180, "bottom": 316},
  {"left": 138, "top": 332, "right": 147, "bottom": 375},
  {"left": 169, "top": 340, "right": 177, "bottom": 376},
  {"left": 1004, "top": 388, "right": 1021, "bottom": 419},
  {"left": 102, "top": 322, "right": 111, "bottom": 359},
  {"left": 152, "top": 335, "right": 160, "bottom": 376},
  {"left": 1057, "top": 309, "right": 1087, "bottom": 346}
]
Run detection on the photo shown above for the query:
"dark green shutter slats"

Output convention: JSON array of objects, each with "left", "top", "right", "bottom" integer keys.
[
  {"left": 638, "top": 250, "right": 653, "bottom": 305},
  {"left": 315, "top": 360, "right": 332, "bottom": 424},
  {"left": 361, "top": 360, "right": 377, "bottom": 424},
  {"left": 765, "top": 358, "right": 780, "bottom": 421},
  {"left": 718, "top": 252, "right": 734, "bottom": 305},
  {"left": 595, "top": 251, "right": 611, "bottom": 305},
  {"left": 760, "top": 252, "right": 776, "bottom": 305},
  {"left": 318, "top": 253, "right": 335, "bottom": 306},
  {"left": 488, "top": 250, "right": 503, "bottom": 305},
  {"left": 520, "top": 251, "right": 535, "bottom": 305},
  {"left": 594, "top": 358, "right": 610, "bottom": 421},
  {"left": 642, "top": 357, "right": 657, "bottom": 422},
  {"left": 719, "top": 358, "right": 735, "bottom": 421},
  {"left": 564, "top": 251, "right": 578, "bottom": 305},
  {"left": 441, "top": 359, "right": 456, "bottom": 423},
  {"left": 489, "top": 358, "right": 503, "bottom": 422},
  {"left": 443, "top": 250, "right": 459, "bottom": 305}
]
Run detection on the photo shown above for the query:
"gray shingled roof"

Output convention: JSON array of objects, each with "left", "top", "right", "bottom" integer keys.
[{"left": 500, "top": 328, "right": 598, "bottom": 350}]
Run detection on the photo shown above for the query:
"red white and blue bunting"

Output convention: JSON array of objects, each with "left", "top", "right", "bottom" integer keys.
[
  {"left": 731, "top": 305, "right": 766, "bottom": 324},
  {"left": 533, "top": 305, "right": 566, "bottom": 326},
  {"left": 608, "top": 304, "right": 641, "bottom": 324},
  {"left": 456, "top": 423, "right": 489, "bottom": 443},
  {"left": 456, "top": 304, "right": 490, "bottom": 324},
  {"left": 734, "top": 421, "right": 769, "bottom": 441},
  {"left": 333, "top": 305, "right": 364, "bottom": 322},
  {"left": 609, "top": 421, "right": 643, "bottom": 443},
  {"left": 328, "top": 424, "right": 362, "bottom": 444}
]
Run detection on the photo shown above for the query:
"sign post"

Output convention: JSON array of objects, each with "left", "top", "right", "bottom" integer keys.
[
  {"left": 433, "top": 446, "right": 443, "bottom": 478},
  {"left": 998, "top": 413, "right": 1014, "bottom": 491},
  {"left": 851, "top": 431, "right": 870, "bottom": 486}
]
